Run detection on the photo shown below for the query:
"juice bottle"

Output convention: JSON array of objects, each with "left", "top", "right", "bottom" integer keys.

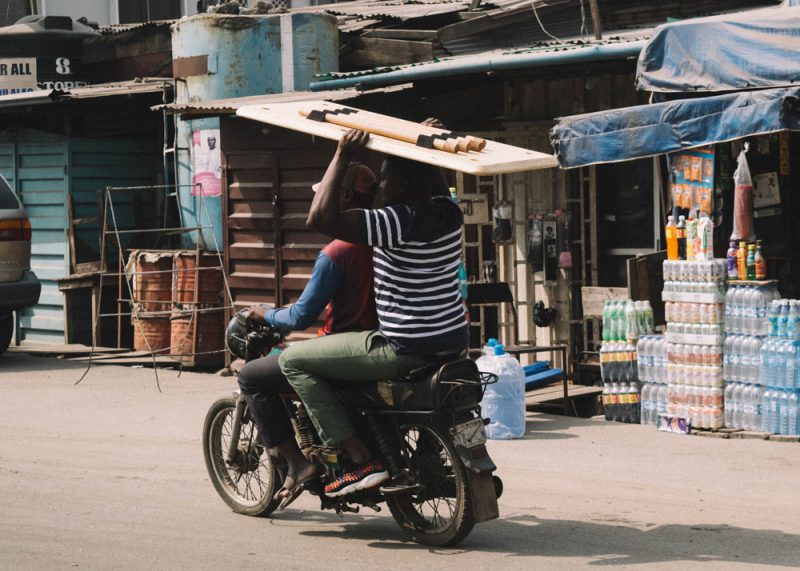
[
  {"left": 755, "top": 240, "right": 767, "bottom": 280},
  {"left": 746, "top": 244, "right": 756, "bottom": 281},
  {"left": 737, "top": 241, "right": 747, "bottom": 281},
  {"left": 686, "top": 217, "right": 697, "bottom": 260},
  {"left": 665, "top": 215, "right": 678, "bottom": 260},
  {"left": 676, "top": 215, "right": 687, "bottom": 260},
  {"left": 726, "top": 241, "right": 738, "bottom": 279}
]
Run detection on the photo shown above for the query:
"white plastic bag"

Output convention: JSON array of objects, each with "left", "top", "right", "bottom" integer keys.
[
  {"left": 478, "top": 349, "right": 526, "bottom": 439},
  {"left": 731, "top": 144, "right": 755, "bottom": 242}
]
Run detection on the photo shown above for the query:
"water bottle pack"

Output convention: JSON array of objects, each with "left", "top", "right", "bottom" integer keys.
[
  {"left": 636, "top": 335, "right": 667, "bottom": 383},
  {"left": 476, "top": 344, "right": 526, "bottom": 439},
  {"left": 639, "top": 381, "right": 669, "bottom": 426},
  {"left": 663, "top": 259, "right": 727, "bottom": 283},
  {"left": 666, "top": 343, "right": 723, "bottom": 367},
  {"left": 760, "top": 387, "right": 799, "bottom": 435},
  {"left": 724, "top": 382, "right": 765, "bottom": 432},
  {"left": 667, "top": 384, "right": 724, "bottom": 429},
  {"left": 767, "top": 299, "right": 800, "bottom": 339},
  {"left": 665, "top": 302, "right": 723, "bottom": 324},
  {"left": 725, "top": 284, "right": 779, "bottom": 336},
  {"left": 601, "top": 300, "right": 654, "bottom": 343},
  {"left": 636, "top": 335, "right": 668, "bottom": 426},
  {"left": 723, "top": 334, "right": 763, "bottom": 385},
  {"left": 665, "top": 323, "right": 724, "bottom": 345},
  {"left": 662, "top": 281, "right": 727, "bottom": 303}
]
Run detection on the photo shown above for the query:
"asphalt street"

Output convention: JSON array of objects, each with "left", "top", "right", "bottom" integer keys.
[{"left": 1, "top": 352, "right": 799, "bottom": 570}]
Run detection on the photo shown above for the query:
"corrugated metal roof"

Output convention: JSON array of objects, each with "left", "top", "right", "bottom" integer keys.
[
  {"left": 0, "top": 79, "right": 173, "bottom": 110},
  {"left": 155, "top": 83, "right": 412, "bottom": 116},
  {"left": 314, "top": 33, "right": 651, "bottom": 83}
]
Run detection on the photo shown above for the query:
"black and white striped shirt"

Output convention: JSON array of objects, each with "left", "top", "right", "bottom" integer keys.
[{"left": 358, "top": 196, "right": 469, "bottom": 354}]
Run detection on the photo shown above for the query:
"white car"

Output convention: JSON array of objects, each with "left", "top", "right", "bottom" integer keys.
[{"left": 0, "top": 174, "right": 40, "bottom": 355}]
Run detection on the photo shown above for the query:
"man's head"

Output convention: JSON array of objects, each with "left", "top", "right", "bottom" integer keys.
[
  {"left": 379, "top": 156, "right": 448, "bottom": 206},
  {"left": 312, "top": 163, "right": 377, "bottom": 210},
  {"left": 207, "top": 136, "right": 217, "bottom": 150}
]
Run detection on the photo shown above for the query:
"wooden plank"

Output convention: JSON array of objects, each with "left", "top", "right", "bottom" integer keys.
[
  {"left": 236, "top": 101, "right": 557, "bottom": 176},
  {"left": 525, "top": 383, "right": 603, "bottom": 406},
  {"left": 580, "top": 286, "right": 628, "bottom": 317}
]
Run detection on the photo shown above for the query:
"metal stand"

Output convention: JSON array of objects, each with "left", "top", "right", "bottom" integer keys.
[{"left": 76, "top": 184, "right": 233, "bottom": 389}]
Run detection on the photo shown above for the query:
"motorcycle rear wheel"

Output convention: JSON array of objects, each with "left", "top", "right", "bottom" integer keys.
[
  {"left": 203, "top": 397, "right": 282, "bottom": 517},
  {"left": 387, "top": 420, "right": 475, "bottom": 547}
]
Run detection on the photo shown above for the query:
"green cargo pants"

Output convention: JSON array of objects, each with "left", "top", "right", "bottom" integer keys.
[{"left": 278, "top": 330, "right": 430, "bottom": 446}]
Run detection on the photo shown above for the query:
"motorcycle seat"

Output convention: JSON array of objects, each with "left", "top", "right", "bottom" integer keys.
[{"left": 340, "top": 357, "right": 484, "bottom": 412}]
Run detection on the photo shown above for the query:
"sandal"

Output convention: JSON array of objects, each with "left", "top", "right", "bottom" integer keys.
[{"left": 274, "top": 466, "right": 323, "bottom": 510}]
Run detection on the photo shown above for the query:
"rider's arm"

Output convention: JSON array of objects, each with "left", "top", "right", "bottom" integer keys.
[
  {"left": 307, "top": 130, "right": 368, "bottom": 243},
  {"left": 264, "top": 251, "right": 341, "bottom": 331}
]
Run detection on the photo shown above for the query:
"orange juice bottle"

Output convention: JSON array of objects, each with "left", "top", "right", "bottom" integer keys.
[{"left": 665, "top": 215, "right": 678, "bottom": 260}]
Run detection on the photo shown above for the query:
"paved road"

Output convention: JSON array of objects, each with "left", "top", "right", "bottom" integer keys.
[{"left": 1, "top": 352, "right": 799, "bottom": 570}]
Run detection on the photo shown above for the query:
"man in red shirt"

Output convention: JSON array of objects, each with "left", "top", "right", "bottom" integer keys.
[{"left": 238, "top": 163, "right": 377, "bottom": 508}]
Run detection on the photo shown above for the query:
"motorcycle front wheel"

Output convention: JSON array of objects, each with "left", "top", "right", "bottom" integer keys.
[
  {"left": 203, "top": 397, "right": 283, "bottom": 517},
  {"left": 387, "top": 420, "right": 475, "bottom": 547}
]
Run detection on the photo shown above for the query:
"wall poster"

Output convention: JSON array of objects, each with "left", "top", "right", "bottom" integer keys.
[{"left": 191, "top": 129, "right": 222, "bottom": 197}]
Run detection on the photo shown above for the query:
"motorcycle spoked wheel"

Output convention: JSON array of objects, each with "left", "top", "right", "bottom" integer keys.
[
  {"left": 387, "top": 420, "right": 475, "bottom": 547},
  {"left": 203, "top": 398, "right": 283, "bottom": 516}
]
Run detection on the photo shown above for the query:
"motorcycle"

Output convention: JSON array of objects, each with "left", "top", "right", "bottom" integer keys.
[{"left": 202, "top": 311, "right": 502, "bottom": 547}]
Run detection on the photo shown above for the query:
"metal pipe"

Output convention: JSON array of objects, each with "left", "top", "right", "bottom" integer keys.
[{"left": 309, "top": 40, "right": 648, "bottom": 91}]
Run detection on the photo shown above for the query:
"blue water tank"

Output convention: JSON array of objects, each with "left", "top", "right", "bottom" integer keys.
[{"left": 171, "top": 13, "right": 338, "bottom": 250}]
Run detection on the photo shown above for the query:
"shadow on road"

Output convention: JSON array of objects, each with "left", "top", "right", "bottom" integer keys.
[{"left": 295, "top": 512, "right": 800, "bottom": 567}]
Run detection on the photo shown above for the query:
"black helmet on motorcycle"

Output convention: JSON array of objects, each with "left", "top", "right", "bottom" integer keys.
[{"left": 225, "top": 308, "right": 282, "bottom": 360}]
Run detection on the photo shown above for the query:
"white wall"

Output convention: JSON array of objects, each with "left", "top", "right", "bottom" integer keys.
[{"left": 37, "top": 0, "right": 197, "bottom": 26}]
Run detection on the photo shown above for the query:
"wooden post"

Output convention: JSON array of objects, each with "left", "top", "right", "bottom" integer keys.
[{"left": 589, "top": 0, "right": 602, "bottom": 40}]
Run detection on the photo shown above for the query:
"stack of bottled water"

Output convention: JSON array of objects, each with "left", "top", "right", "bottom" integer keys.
[
  {"left": 722, "top": 284, "right": 777, "bottom": 430},
  {"left": 637, "top": 335, "right": 668, "bottom": 425},
  {"left": 662, "top": 260, "right": 726, "bottom": 429},
  {"left": 758, "top": 297, "right": 800, "bottom": 435},
  {"left": 600, "top": 342, "right": 641, "bottom": 423}
]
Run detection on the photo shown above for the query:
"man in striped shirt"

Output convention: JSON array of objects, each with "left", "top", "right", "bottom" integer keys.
[{"left": 279, "top": 128, "right": 469, "bottom": 497}]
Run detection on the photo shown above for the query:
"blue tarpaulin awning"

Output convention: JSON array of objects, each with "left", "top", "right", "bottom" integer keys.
[
  {"left": 637, "top": 6, "right": 800, "bottom": 93},
  {"left": 550, "top": 87, "right": 800, "bottom": 169}
]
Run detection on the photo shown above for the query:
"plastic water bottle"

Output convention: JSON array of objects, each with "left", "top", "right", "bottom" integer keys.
[
  {"left": 790, "top": 301, "right": 800, "bottom": 340},
  {"left": 779, "top": 390, "right": 790, "bottom": 435},
  {"left": 753, "top": 385, "right": 765, "bottom": 430},
  {"left": 779, "top": 302, "right": 790, "bottom": 339},
  {"left": 732, "top": 383, "right": 745, "bottom": 429},
  {"left": 479, "top": 345, "right": 526, "bottom": 439},
  {"left": 482, "top": 338, "right": 499, "bottom": 356},
  {"left": 724, "top": 383, "right": 735, "bottom": 427},
  {"left": 736, "top": 383, "right": 747, "bottom": 430},
  {"left": 786, "top": 342, "right": 797, "bottom": 390},
  {"left": 761, "top": 389, "right": 774, "bottom": 432},
  {"left": 784, "top": 391, "right": 799, "bottom": 435},
  {"left": 768, "top": 300, "right": 780, "bottom": 338}
]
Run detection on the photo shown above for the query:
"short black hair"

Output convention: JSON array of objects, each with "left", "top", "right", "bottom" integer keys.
[{"left": 383, "top": 156, "right": 448, "bottom": 202}]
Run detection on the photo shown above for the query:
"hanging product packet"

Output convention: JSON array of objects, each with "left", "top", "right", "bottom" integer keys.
[
  {"left": 492, "top": 201, "right": 513, "bottom": 243},
  {"left": 731, "top": 144, "right": 755, "bottom": 242}
]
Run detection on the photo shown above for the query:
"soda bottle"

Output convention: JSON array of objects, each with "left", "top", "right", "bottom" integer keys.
[
  {"left": 754, "top": 240, "right": 766, "bottom": 280},
  {"left": 625, "top": 301, "right": 637, "bottom": 343},
  {"left": 746, "top": 244, "right": 756, "bottom": 281},
  {"left": 686, "top": 217, "right": 697, "bottom": 260},
  {"left": 603, "top": 382, "right": 613, "bottom": 421},
  {"left": 676, "top": 215, "right": 687, "bottom": 260},
  {"left": 726, "top": 241, "right": 739, "bottom": 280},
  {"left": 737, "top": 242, "right": 747, "bottom": 281},
  {"left": 666, "top": 215, "right": 678, "bottom": 261}
]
